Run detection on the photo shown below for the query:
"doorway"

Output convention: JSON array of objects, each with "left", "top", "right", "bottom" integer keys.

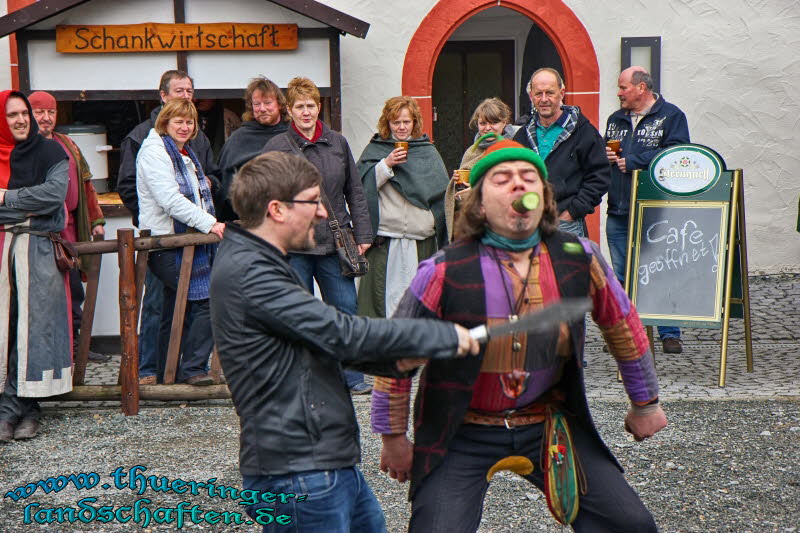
[{"left": 432, "top": 40, "right": 515, "bottom": 173}]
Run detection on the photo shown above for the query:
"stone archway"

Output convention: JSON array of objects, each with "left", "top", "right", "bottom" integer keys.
[{"left": 402, "top": 0, "right": 602, "bottom": 241}]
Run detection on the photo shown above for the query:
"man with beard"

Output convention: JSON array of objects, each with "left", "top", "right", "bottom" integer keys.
[
  {"left": 216, "top": 76, "right": 289, "bottom": 221},
  {"left": 0, "top": 91, "right": 70, "bottom": 442},
  {"left": 372, "top": 139, "right": 667, "bottom": 531},
  {"left": 210, "top": 151, "right": 479, "bottom": 532},
  {"left": 116, "top": 70, "right": 220, "bottom": 385},
  {"left": 28, "top": 90, "right": 110, "bottom": 364}
]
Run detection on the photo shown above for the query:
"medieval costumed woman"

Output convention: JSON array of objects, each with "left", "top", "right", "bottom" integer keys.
[{"left": 357, "top": 96, "right": 449, "bottom": 319}]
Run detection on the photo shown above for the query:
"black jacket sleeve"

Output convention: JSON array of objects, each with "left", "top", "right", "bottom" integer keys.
[
  {"left": 116, "top": 135, "right": 141, "bottom": 225},
  {"left": 242, "top": 261, "right": 459, "bottom": 364},
  {"left": 566, "top": 126, "right": 611, "bottom": 220}
]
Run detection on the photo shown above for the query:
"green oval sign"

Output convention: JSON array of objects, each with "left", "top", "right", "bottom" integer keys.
[{"left": 648, "top": 144, "right": 725, "bottom": 196}]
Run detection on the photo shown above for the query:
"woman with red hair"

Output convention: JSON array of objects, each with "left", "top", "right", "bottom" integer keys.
[{"left": 356, "top": 96, "right": 449, "bottom": 319}]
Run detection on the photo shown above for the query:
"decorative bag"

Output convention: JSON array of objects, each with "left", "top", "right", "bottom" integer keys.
[
  {"left": 48, "top": 231, "right": 80, "bottom": 272},
  {"left": 3, "top": 227, "right": 79, "bottom": 272},
  {"left": 541, "top": 408, "right": 586, "bottom": 526},
  {"left": 284, "top": 131, "right": 369, "bottom": 277}
]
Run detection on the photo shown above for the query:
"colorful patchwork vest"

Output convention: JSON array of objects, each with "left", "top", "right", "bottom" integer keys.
[{"left": 409, "top": 231, "right": 617, "bottom": 499}]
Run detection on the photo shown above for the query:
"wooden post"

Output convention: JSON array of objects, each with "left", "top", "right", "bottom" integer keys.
[
  {"left": 117, "top": 228, "right": 139, "bottom": 414},
  {"left": 73, "top": 233, "right": 104, "bottom": 386},
  {"left": 163, "top": 245, "right": 195, "bottom": 384},
  {"left": 209, "top": 347, "right": 223, "bottom": 383}
]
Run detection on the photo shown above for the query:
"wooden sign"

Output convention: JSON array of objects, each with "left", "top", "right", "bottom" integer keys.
[{"left": 56, "top": 23, "right": 298, "bottom": 53}]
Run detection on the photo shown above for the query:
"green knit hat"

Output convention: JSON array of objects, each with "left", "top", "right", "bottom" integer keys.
[{"left": 468, "top": 133, "right": 548, "bottom": 187}]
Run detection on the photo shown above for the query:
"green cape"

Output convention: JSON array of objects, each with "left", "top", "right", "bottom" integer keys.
[{"left": 357, "top": 134, "right": 449, "bottom": 247}]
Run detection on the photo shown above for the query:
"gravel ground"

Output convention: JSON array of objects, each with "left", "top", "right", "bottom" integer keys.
[{"left": 1, "top": 397, "right": 798, "bottom": 532}]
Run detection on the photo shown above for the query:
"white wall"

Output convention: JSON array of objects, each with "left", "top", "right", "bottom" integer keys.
[
  {"left": 0, "top": 3, "right": 8, "bottom": 90},
  {"left": 1, "top": 0, "right": 797, "bottom": 272},
  {"left": 327, "top": 0, "right": 800, "bottom": 273}
]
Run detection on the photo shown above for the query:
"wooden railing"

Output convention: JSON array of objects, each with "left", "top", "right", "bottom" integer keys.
[{"left": 46, "top": 228, "right": 229, "bottom": 415}]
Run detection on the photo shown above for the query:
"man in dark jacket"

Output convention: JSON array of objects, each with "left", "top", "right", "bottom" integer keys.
[
  {"left": 115, "top": 70, "right": 220, "bottom": 385},
  {"left": 604, "top": 66, "right": 690, "bottom": 354},
  {"left": 216, "top": 76, "right": 289, "bottom": 221},
  {"left": 513, "top": 67, "right": 609, "bottom": 237},
  {"left": 209, "top": 151, "right": 478, "bottom": 532}
]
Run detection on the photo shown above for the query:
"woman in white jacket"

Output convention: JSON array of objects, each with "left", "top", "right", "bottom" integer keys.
[{"left": 136, "top": 98, "right": 224, "bottom": 386}]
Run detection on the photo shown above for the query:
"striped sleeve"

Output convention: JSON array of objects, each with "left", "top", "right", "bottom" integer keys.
[
  {"left": 581, "top": 238, "right": 660, "bottom": 405},
  {"left": 371, "top": 252, "right": 446, "bottom": 434}
]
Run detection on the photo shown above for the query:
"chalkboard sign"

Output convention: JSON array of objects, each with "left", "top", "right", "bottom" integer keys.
[{"left": 631, "top": 201, "right": 728, "bottom": 324}]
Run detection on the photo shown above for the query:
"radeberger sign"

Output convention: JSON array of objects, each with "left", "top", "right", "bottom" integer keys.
[{"left": 56, "top": 23, "right": 298, "bottom": 53}]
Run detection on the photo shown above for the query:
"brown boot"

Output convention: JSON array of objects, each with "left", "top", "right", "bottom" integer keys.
[
  {"left": 661, "top": 338, "right": 683, "bottom": 354},
  {"left": 13, "top": 419, "right": 39, "bottom": 440},
  {"left": 183, "top": 374, "right": 214, "bottom": 386},
  {"left": 0, "top": 421, "right": 14, "bottom": 443},
  {"left": 139, "top": 375, "right": 157, "bottom": 386}
]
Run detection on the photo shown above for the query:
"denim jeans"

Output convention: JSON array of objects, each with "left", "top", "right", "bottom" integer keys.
[
  {"left": 242, "top": 466, "right": 386, "bottom": 533},
  {"left": 289, "top": 253, "right": 364, "bottom": 388},
  {"left": 409, "top": 422, "right": 656, "bottom": 533},
  {"left": 606, "top": 213, "right": 680, "bottom": 340},
  {"left": 558, "top": 217, "right": 586, "bottom": 237},
  {"left": 138, "top": 269, "right": 164, "bottom": 378}
]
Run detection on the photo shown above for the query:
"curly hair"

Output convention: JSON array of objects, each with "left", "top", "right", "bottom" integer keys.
[
  {"left": 285, "top": 77, "right": 320, "bottom": 108},
  {"left": 242, "top": 76, "right": 289, "bottom": 123},
  {"left": 154, "top": 98, "right": 198, "bottom": 140},
  {"left": 454, "top": 178, "right": 559, "bottom": 241},
  {"left": 376, "top": 96, "right": 423, "bottom": 139}
]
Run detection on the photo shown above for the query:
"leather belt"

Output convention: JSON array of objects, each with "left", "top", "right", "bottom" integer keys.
[{"left": 463, "top": 409, "right": 546, "bottom": 429}]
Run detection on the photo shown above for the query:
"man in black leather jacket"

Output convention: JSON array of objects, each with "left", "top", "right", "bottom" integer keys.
[{"left": 209, "top": 151, "right": 478, "bottom": 533}]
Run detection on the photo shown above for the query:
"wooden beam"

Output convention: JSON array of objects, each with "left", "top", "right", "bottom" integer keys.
[
  {"left": 42, "top": 384, "right": 231, "bottom": 402},
  {"left": 163, "top": 245, "right": 195, "bottom": 385},
  {"left": 266, "top": 0, "right": 369, "bottom": 39},
  {"left": 0, "top": 0, "right": 368, "bottom": 41},
  {"left": 173, "top": 0, "right": 188, "bottom": 72},
  {"left": 16, "top": 30, "right": 30, "bottom": 93},
  {"left": 0, "top": 0, "right": 91, "bottom": 39},
  {"left": 73, "top": 233, "right": 103, "bottom": 386},
  {"left": 328, "top": 29, "right": 342, "bottom": 131},
  {"left": 117, "top": 228, "right": 140, "bottom": 415},
  {"left": 37, "top": 87, "right": 333, "bottom": 102}
]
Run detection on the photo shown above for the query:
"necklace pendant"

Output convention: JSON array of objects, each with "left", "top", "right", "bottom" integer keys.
[
  {"left": 512, "top": 339, "right": 522, "bottom": 352},
  {"left": 509, "top": 314, "right": 519, "bottom": 323}
]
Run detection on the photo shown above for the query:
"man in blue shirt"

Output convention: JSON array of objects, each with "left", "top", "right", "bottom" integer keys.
[
  {"left": 604, "top": 66, "right": 691, "bottom": 354},
  {"left": 513, "top": 68, "right": 610, "bottom": 238}
]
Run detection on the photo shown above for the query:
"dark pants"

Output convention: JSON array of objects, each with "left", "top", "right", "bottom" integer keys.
[
  {"left": 409, "top": 418, "right": 657, "bottom": 533},
  {"left": 289, "top": 253, "right": 364, "bottom": 388},
  {"left": 138, "top": 269, "right": 164, "bottom": 378},
  {"left": 68, "top": 268, "right": 83, "bottom": 342},
  {"left": 606, "top": 213, "right": 680, "bottom": 341},
  {"left": 0, "top": 288, "right": 40, "bottom": 424},
  {"left": 148, "top": 250, "right": 213, "bottom": 383}
]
